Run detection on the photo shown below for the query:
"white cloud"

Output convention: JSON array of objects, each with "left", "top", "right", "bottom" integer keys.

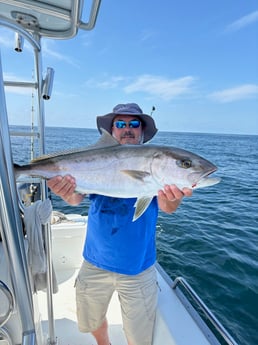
[
  {"left": 4, "top": 86, "right": 32, "bottom": 95},
  {"left": 140, "top": 29, "right": 157, "bottom": 42},
  {"left": 208, "top": 84, "right": 258, "bottom": 103},
  {"left": 0, "top": 28, "right": 15, "bottom": 47},
  {"left": 41, "top": 40, "right": 79, "bottom": 67},
  {"left": 83, "top": 74, "right": 196, "bottom": 100},
  {"left": 80, "top": 32, "right": 93, "bottom": 47},
  {"left": 3, "top": 72, "right": 18, "bottom": 80},
  {"left": 124, "top": 74, "right": 196, "bottom": 100},
  {"left": 84, "top": 75, "right": 127, "bottom": 89},
  {"left": 226, "top": 11, "right": 258, "bottom": 32}
]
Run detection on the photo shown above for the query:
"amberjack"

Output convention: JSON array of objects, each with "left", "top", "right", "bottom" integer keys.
[{"left": 15, "top": 129, "right": 221, "bottom": 221}]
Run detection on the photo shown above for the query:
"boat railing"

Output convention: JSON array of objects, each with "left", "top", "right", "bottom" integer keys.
[
  {"left": 79, "top": 0, "right": 101, "bottom": 31},
  {"left": 0, "top": 1, "right": 102, "bottom": 344},
  {"left": 0, "top": 280, "right": 14, "bottom": 328},
  {"left": 0, "top": 327, "right": 13, "bottom": 345},
  {"left": 0, "top": 49, "right": 37, "bottom": 345},
  {"left": 0, "top": 15, "right": 53, "bottom": 342},
  {"left": 0, "top": 280, "right": 13, "bottom": 343},
  {"left": 172, "top": 276, "right": 238, "bottom": 345}
]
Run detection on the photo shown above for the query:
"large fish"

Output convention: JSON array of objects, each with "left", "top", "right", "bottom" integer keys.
[{"left": 15, "top": 129, "right": 221, "bottom": 221}]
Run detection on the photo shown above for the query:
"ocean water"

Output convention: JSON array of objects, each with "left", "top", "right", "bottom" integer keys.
[{"left": 10, "top": 126, "right": 258, "bottom": 345}]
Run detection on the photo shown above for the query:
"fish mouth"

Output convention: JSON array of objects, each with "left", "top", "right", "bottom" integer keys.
[{"left": 190, "top": 166, "right": 219, "bottom": 189}]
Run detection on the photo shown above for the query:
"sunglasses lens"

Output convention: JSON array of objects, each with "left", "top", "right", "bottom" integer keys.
[
  {"left": 129, "top": 120, "right": 141, "bottom": 128},
  {"left": 114, "top": 119, "right": 141, "bottom": 129},
  {"left": 114, "top": 120, "right": 126, "bottom": 128}
]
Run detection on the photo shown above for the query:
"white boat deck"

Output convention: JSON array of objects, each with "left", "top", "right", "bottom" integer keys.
[
  {"left": 37, "top": 214, "right": 128, "bottom": 345},
  {"left": 38, "top": 269, "right": 127, "bottom": 345},
  {"left": 0, "top": 213, "right": 236, "bottom": 345},
  {"left": 35, "top": 215, "right": 218, "bottom": 345}
]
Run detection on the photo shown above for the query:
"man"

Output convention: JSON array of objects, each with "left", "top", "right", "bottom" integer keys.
[{"left": 47, "top": 103, "right": 192, "bottom": 345}]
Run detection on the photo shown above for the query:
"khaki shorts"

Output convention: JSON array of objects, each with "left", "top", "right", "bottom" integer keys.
[{"left": 75, "top": 260, "right": 157, "bottom": 345}]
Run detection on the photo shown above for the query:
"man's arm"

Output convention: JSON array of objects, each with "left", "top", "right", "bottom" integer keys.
[
  {"left": 157, "top": 184, "right": 192, "bottom": 213},
  {"left": 47, "top": 175, "right": 85, "bottom": 205}
]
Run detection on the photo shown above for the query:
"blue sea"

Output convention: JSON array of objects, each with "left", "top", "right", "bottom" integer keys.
[{"left": 10, "top": 126, "right": 258, "bottom": 345}]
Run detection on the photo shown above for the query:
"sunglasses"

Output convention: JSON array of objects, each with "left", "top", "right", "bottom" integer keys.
[{"left": 113, "top": 119, "right": 141, "bottom": 129}]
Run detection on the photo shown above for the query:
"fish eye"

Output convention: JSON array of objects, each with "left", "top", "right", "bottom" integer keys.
[{"left": 176, "top": 159, "right": 192, "bottom": 169}]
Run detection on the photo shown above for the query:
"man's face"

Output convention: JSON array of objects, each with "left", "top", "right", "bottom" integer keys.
[{"left": 112, "top": 115, "right": 143, "bottom": 145}]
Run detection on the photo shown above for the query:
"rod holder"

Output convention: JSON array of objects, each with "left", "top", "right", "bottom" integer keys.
[
  {"left": 14, "top": 32, "right": 24, "bottom": 52},
  {"left": 42, "top": 67, "right": 54, "bottom": 100}
]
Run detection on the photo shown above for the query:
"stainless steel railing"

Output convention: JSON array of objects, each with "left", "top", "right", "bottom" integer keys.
[
  {"left": 0, "top": 280, "right": 14, "bottom": 328},
  {"left": 0, "top": 52, "right": 36, "bottom": 345},
  {"left": 0, "top": 327, "right": 13, "bottom": 345},
  {"left": 0, "top": 2, "right": 102, "bottom": 344},
  {"left": 0, "top": 21, "right": 55, "bottom": 345},
  {"left": 172, "top": 276, "right": 238, "bottom": 345}
]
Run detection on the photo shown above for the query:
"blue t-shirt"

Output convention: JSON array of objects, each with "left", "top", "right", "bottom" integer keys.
[{"left": 83, "top": 195, "right": 158, "bottom": 275}]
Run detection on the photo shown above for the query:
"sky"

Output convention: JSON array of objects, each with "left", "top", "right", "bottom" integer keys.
[{"left": 0, "top": 0, "right": 257, "bottom": 135}]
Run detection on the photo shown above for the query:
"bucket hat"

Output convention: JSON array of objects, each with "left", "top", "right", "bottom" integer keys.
[{"left": 96, "top": 103, "right": 158, "bottom": 143}]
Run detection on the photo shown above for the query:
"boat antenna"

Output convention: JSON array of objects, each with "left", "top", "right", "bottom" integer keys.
[{"left": 150, "top": 106, "right": 156, "bottom": 116}]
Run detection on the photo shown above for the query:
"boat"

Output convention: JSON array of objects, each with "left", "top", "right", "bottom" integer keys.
[{"left": 0, "top": 1, "right": 239, "bottom": 344}]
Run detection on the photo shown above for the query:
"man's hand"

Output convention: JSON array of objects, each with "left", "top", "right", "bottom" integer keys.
[
  {"left": 157, "top": 184, "right": 192, "bottom": 213},
  {"left": 47, "top": 175, "right": 84, "bottom": 205}
]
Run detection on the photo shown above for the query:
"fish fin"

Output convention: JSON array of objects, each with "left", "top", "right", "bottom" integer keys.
[
  {"left": 93, "top": 128, "right": 120, "bottom": 148},
  {"left": 133, "top": 197, "right": 153, "bottom": 221},
  {"left": 31, "top": 148, "right": 89, "bottom": 163},
  {"left": 121, "top": 170, "right": 151, "bottom": 181},
  {"left": 31, "top": 154, "right": 56, "bottom": 163},
  {"left": 13, "top": 163, "right": 22, "bottom": 177},
  {"left": 30, "top": 129, "right": 119, "bottom": 163}
]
